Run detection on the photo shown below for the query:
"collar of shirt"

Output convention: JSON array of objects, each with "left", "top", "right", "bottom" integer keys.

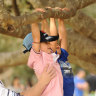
[{"left": 51, "top": 53, "right": 60, "bottom": 62}]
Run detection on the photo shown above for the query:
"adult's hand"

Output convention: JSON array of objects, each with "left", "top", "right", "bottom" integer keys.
[
  {"left": 22, "top": 64, "right": 56, "bottom": 96},
  {"left": 39, "top": 64, "right": 56, "bottom": 86}
]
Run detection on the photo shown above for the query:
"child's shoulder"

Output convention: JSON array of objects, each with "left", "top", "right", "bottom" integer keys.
[
  {"left": 57, "top": 48, "right": 69, "bottom": 63},
  {"left": 30, "top": 48, "right": 41, "bottom": 54},
  {"left": 29, "top": 48, "right": 43, "bottom": 59},
  {"left": 60, "top": 48, "right": 69, "bottom": 56}
]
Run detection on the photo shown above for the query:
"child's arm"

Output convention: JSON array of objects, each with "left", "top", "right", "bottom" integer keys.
[
  {"left": 41, "top": 19, "right": 50, "bottom": 35},
  {"left": 58, "top": 19, "right": 67, "bottom": 51},
  {"left": 50, "top": 18, "right": 58, "bottom": 52},
  {"left": 31, "top": 23, "right": 40, "bottom": 52}
]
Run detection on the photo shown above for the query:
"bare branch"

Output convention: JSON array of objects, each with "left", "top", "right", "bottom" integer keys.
[
  {"left": 0, "top": 0, "right": 96, "bottom": 31},
  {"left": 65, "top": 11, "right": 96, "bottom": 40},
  {"left": 0, "top": 25, "right": 31, "bottom": 38},
  {"left": 69, "top": 54, "right": 96, "bottom": 74},
  {"left": 67, "top": 29, "right": 96, "bottom": 64},
  {"left": 0, "top": 50, "right": 29, "bottom": 68},
  {"left": 78, "top": 0, "right": 96, "bottom": 8},
  {"left": 12, "top": 0, "right": 20, "bottom": 16},
  {"left": 0, "top": 25, "right": 96, "bottom": 63}
]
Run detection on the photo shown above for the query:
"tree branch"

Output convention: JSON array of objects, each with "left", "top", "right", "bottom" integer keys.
[
  {"left": 67, "top": 29, "right": 96, "bottom": 64},
  {"left": 69, "top": 54, "right": 96, "bottom": 74},
  {"left": 0, "top": 0, "right": 95, "bottom": 32},
  {"left": 12, "top": 0, "right": 20, "bottom": 16},
  {"left": 65, "top": 11, "right": 96, "bottom": 40},
  {"left": 0, "top": 50, "right": 29, "bottom": 68},
  {"left": 0, "top": 25, "right": 31, "bottom": 38},
  {"left": 78, "top": 0, "right": 96, "bottom": 8},
  {"left": 1, "top": 10, "right": 96, "bottom": 41}
]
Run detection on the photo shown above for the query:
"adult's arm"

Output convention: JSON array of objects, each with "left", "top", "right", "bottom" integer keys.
[{"left": 21, "top": 65, "right": 56, "bottom": 96}]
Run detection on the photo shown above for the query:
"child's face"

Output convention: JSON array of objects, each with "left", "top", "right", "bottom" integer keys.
[
  {"left": 40, "top": 42, "right": 53, "bottom": 54},
  {"left": 40, "top": 42, "right": 61, "bottom": 54}
]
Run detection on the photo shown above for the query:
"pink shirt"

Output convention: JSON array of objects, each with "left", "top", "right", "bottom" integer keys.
[{"left": 28, "top": 49, "right": 63, "bottom": 96}]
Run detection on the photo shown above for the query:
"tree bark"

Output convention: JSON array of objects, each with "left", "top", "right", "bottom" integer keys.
[
  {"left": 65, "top": 11, "right": 96, "bottom": 40},
  {"left": 0, "top": 25, "right": 31, "bottom": 38},
  {"left": 0, "top": 11, "right": 96, "bottom": 41},
  {"left": 12, "top": 0, "right": 20, "bottom": 16},
  {"left": 69, "top": 54, "right": 96, "bottom": 74},
  {"left": 0, "top": 50, "right": 29, "bottom": 68},
  {"left": 67, "top": 29, "right": 96, "bottom": 64},
  {"left": 0, "top": 0, "right": 96, "bottom": 32}
]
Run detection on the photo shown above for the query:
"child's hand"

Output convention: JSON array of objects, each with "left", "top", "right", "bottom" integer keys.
[
  {"left": 36, "top": 8, "right": 45, "bottom": 13},
  {"left": 46, "top": 7, "right": 52, "bottom": 10},
  {"left": 62, "top": 8, "right": 70, "bottom": 12},
  {"left": 39, "top": 64, "right": 56, "bottom": 86},
  {"left": 55, "top": 7, "right": 62, "bottom": 11},
  {"left": 55, "top": 7, "right": 70, "bottom": 12}
]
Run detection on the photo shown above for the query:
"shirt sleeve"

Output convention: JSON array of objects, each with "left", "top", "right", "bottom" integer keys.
[
  {"left": 27, "top": 48, "right": 41, "bottom": 68},
  {"left": 57, "top": 48, "right": 69, "bottom": 63}
]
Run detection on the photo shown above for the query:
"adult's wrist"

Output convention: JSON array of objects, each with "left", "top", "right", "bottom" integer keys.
[{"left": 37, "top": 80, "right": 47, "bottom": 90}]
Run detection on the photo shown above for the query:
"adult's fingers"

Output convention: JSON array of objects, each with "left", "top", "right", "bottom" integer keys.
[
  {"left": 47, "top": 66, "right": 56, "bottom": 76},
  {"left": 43, "top": 64, "right": 49, "bottom": 72},
  {"left": 50, "top": 73, "right": 56, "bottom": 79},
  {"left": 49, "top": 67, "right": 56, "bottom": 79},
  {"left": 36, "top": 8, "right": 45, "bottom": 12},
  {"left": 55, "top": 7, "right": 62, "bottom": 11},
  {"left": 49, "top": 69, "right": 56, "bottom": 77},
  {"left": 62, "top": 8, "right": 70, "bottom": 11},
  {"left": 47, "top": 66, "right": 54, "bottom": 73}
]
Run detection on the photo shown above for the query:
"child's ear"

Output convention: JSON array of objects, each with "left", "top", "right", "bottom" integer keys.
[{"left": 56, "top": 45, "right": 61, "bottom": 54}]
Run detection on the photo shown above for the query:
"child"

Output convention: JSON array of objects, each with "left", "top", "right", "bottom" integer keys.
[
  {"left": 41, "top": 17, "right": 74, "bottom": 96},
  {"left": 57, "top": 18, "right": 74, "bottom": 96},
  {"left": 41, "top": 18, "right": 75, "bottom": 96},
  {"left": 28, "top": 18, "right": 63, "bottom": 96}
]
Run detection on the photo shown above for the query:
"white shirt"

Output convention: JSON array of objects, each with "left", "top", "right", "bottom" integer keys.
[
  {"left": 51, "top": 53, "right": 60, "bottom": 62},
  {"left": 0, "top": 81, "right": 21, "bottom": 96}
]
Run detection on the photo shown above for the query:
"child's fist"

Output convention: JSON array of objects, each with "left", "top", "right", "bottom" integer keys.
[{"left": 36, "top": 8, "right": 45, "bottom": 12}]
